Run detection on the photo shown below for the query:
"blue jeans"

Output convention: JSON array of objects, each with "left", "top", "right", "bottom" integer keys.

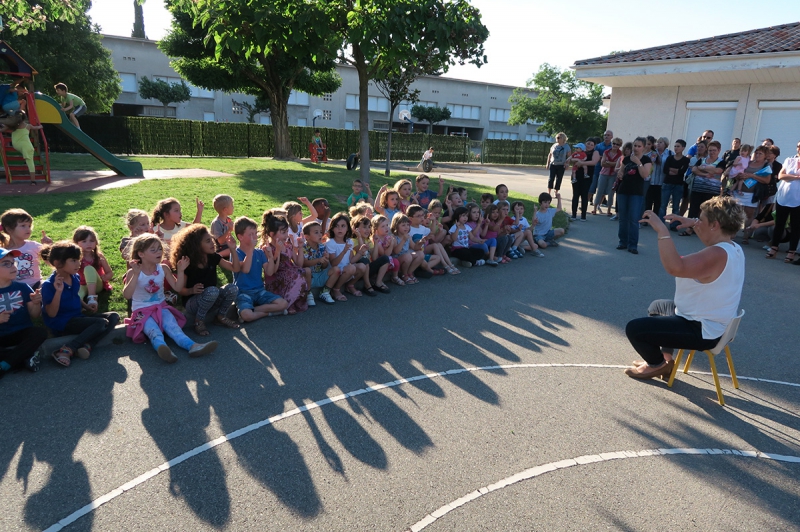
[
  {"left": 660, "top": 184, "right": 683, "bottom": 219},
  {"left": 617, "top": 193, "right": 644, "bottom": 251}
]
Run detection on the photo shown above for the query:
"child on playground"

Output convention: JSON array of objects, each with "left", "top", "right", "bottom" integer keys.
[
  {"left": 326, "top": 212, "right": 369, "bottom": 299},
  {"left": 283, "top": 197, "right": 318, "bottom": 244},
  {"left": 302, "top": 221, "right": 339, "bottom": 305},
  {"left": 533, "top": 192, "right": 565, "bottom": 249},
  {"left": 448, "top": 207, "right": 486, "bottom": 268},
  {"left": 391, "top": 214, "right": 427, "bottom": 284},
  {"left": 0, "top": 209, "right": 53, "bottom": 289},
  {"left": 210, "top": 195, "right": 234, "bottom": 259},
  {"left": 170, "top": 224, "right": 240, "bottom": 336},
  {"left": 729, "top": 144, "right": 753, "bottom": 196},
  {"left": 119, "top": 209, "right": 152, "bottom": 261},
  {"left": 350, "top": 214, "right": 392, "bottom": 292},
  {"left": 347, "top": 180, "right": 373, "bottom": 207},
  {"left": 72, "top": 226, "right": 113, "bottom": 309},
  {"left": 375, "top": 185, "right": 402, "bottom": 222},
  {"left": 394, "top": 179, "right": 415, "bottom": 213},
  {"left": 152, "top": 197, "right": 204, "bottom": 242},
  {"left": 54, "top": 83, "right": 86, "bottom": 129},
  {"left": 408, "top": 205, "right": 459, "bottom": 275},
  {"left": 40, "top": 241, "right": 120, "bottom": 367},
  {"left": 123, "top": 234, "right": 217, "bottom": 362},
  {"left": 413, "top": 174, "right": 444, "bottom": 209},
  {"left": 261, "top": 209, "right": 309, "bottom": 314},
  {"left": 371, "top": 214, "right": 402, "bottom": 286},
  {"left": 0, "top": 248, "right": 47, "bottom": 375},
  {"left": 510, "top": 201, "right": 544, "bottom": 257},
  {"left": 0, "top": 111, "right": 43, "bottom": 185},
  {"left": 233, "top": 216, "right": 289, "bottom": 320}
]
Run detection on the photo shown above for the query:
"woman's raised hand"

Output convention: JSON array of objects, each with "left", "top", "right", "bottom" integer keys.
[
  {"left": 664, "top": 213, "right": 694, "bottom": 229},
  {"left": 640, "top": 210, "right": 667, "bottom": 234}
]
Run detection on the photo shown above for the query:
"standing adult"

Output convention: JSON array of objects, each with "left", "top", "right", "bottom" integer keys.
[
  {"left": 687, "top": 130, "right": 714, "bottom": 157},
  {"left": 623, "top": 196, "right": 745, "bottom": 380},
  {"left": 732, "top": 145, "right": 771, "bottom": 243},
  {"left": 590, "top": 130, "right": 614, "bottom": 200},
  {"left": 546, "top": 133, "right": 571, "bottom": 196},
  {"left": 766, "top": 141, "right": 800, "bottom": 263},
  {"left": 570, "top": 138, "right": 599, "bottom": 221},
  {"left": 681, "top": 141, "right": 707, "bottom": 216},
  {"left": 616, "top": 137, "right": 652, "bottom": 254},
  {"left": 660, "top": 139, "right": 690, "bottom": 223},
  {"left": 681, "top": 140, "right": 724, "bottom": 236},
  {"left": 593, "top": 137, "right": 622, "bottom": 216},
  {"left": 722, "top": 138, "right": 741, "bottom": 169},
  {"left": 644, "top": 137, "right": 671, "bottom": 218}
]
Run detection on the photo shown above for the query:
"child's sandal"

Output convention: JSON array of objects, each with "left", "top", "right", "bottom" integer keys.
[
  {"left": 785, "top": 250, "right": 797, "bottom": 263},
  {"left": 345, "top": 284, "right": 362, "bottom": 297},
  {"left": 331, "top": 288, "right": 347, "bottom": 301},
  {"left": 194, "top": 320, "right": 210, "bottom": 336},
  {"left": 390, "top": 276, "right": 405, "bottom": 286},
  {"left": 363, "top": 286, "right": 377, "bottom": 297},
  {"left": 215, "top": 315, "right": 240, "bottom": 328},
  {"left": 52, "top": 346, "right": 72, "bottom": 367}
]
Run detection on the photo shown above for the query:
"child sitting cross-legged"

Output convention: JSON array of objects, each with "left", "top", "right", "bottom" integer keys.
[
  {"left": 72, "top": 226, "right": 113, "bottom": 310},
  {"left": 464, "top": 203, "right": 492, "bottom": 266},
  {"left": 151, "top": 197, "right": 204, "bottom": 243},
  {"left": 210, "top": 194, "right": 235, "bottom": 259},
  {"left": 283, "top": 197, "right": 318, "bottom": 244},
  {"left": 371, "top": 214, "right": 402, "bottom": 287},
  {"left": 119, "top": 209, "right": 152, "bottom": 261},
  {"left": 510, "top": 201, "right": 544, "bottom": 257},
  {"left": 123, "top": 234, "right": 217, "bottom": 362},
  {"left": 170, "top": 224, "right": 241, "bottom": 336},
  {"left": 348, "top": 201, "right": 373, "bottom": 220},
  {"left": 448, "top": 207, "right": 486, "bottom": 268},
  {"left": 233, "top": 216, "right": 289, "bottom": 321},
  {"left": 533, "top": 192, "right": 565, "bottom": 249},
  {"left": 326, "top": 212, "right": 373, "bottom": 299},
  {"left": 350, "top": 214, "right": 391, "bottom": 293},
  {"left": 407, "top": 205, "right": 458, "bottom": 275},
  {"left": 261, "top": 210, "right": 309, "bottom": 314},
  {"left": 302, "top": 220, "right": 340, "bottom": 305},
  {"left": 391, "top": 214, "right": 429, "bottom": 284}
]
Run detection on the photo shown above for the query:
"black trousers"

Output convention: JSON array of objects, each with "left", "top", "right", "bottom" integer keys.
[
  {"left": 688, "top": 191, "right": 717, "bottom": 219},
  {"left": 644, "top": 184, "right": 662, "bottom": 215},
  {"left": 57, "top": 312, "right": 120, "bottom": 351},
  {"left": 771, "top": 202, "right": 800, "bottom": 252},
  {"left": 368, "top": 255, "right": 391, "bottom": 276},
  {"left": 548, "top": 164, "right": 566, "bottom": 191},
  {"left": 0, "top": 326, "right": 48, "bottom": 369},
  {"left": 571, "top": 177, "right": 591, "bottom": 219},
  {"left": 450, "top": 247, "right": 484, "bottom": 265},
  {"left": 626, "top": 314, "right": 719, "bottom": 366}
]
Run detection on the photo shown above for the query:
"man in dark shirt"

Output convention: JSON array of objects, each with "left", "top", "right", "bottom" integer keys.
[
  {"left": 722, "top": 138, "right": 741, "bottom": 169},
  {"left": 660, "top": 139, "right": 691, "bottom": 225}
]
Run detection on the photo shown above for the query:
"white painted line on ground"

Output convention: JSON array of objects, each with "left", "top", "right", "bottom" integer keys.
[
  {"left": 405, "top": 448, "right": 800, "bottom": 532},
  {"left": 42, "top": 363, "right": 800, "bottom": 532}
]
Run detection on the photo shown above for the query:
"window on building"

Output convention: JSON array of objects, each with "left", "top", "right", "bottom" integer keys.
[
  {"left": 323, "top": 93, "right": 333, "bottom": 102},
  {"left": 259, "top": 115, "right": 271, "bottom": 125},
  {"left": 685, "top": 101, "right": 737, "bottom": 151},
  {"left": 203, "top": 112, "right": 215, "bottom": 122},
  {"left": 397, "top": 100, "right": 437, "bottom": 114},
  {"left": 488, "top": 131, "right": 518, "bottom": 140},
  {"left": 322, "top": 110, "right": 332, "bottom": 120},
  {"left": 120, "top": 73, "right": 137, "bottom": 93},
  {"left": 345, "top": 121, "right": 354, "bottom": 130},
  {"left": 288, "top": 91, "right": 310, "bottom": 106},
  {"left": 489, "top": 108, "right": 511, "bottom": 122},
  {"left": 297, "top": 118, "right": 307, "bottom": 126},
  {"left": 346, "top": 94, "right": 358, "bottom": 110},
  {"left": 525, "top": 134, "right": 549, "bottom": 142},
  {"left": 232, "top": 104, "right": 243, "bottom": 115},
  {"left": 345, "top": 94, "right": 389, "bottom": 112},
  {"left": 446, "top": 104, "right": 480, "bottom": 120},
  {"left": 373, "top": 120, "right": 390, "bottom": 131}
]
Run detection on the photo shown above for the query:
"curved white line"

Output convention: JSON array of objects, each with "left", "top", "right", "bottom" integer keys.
[
  {"left": 406, "top": 448, "right": 800, "bottom": 532},
  {"left": 43, "top": 363, "right": 800, "bottom": 531}
]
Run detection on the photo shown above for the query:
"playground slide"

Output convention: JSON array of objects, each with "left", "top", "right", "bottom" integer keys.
[{"left": 33, "top": 93, "right": 144, "bottom": 177}]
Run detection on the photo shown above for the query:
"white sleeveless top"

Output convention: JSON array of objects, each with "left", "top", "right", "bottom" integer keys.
[
  {"left": 675, "top": 241, "right": 744, "bottom": 339},
  {"left": 131, "top": 264, "right": 167, "bottom": 311}
]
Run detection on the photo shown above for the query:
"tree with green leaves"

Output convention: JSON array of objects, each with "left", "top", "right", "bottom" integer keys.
[
  {"left": 132, "top": 1, "right": 146, "bottom": 39},
  {"left": 163, "top": 0, "right": 342, "bottom": 159},
  {"left": 0, "top": 0, "right": 87, "bottom": 36},
  {"left": 373, "top": 69, "right": 420, "bottom": 176},
  {"left": 138, "top": 76, "right": 191, "bottom": 118},
  {"left": 4, "top": 9, "right": 120, "bottom": 113},
  {"left": 337, "top": 0, "right": 489, "bottom": 184},
  {"left": 410, "top": 105, "right": 452, "bottom": 134},
  {"left": 509, "top": 63, "right": 606, "bottom": 143},
  {"left": 232, "top": 95, "right": 271, "bottom": 124}
]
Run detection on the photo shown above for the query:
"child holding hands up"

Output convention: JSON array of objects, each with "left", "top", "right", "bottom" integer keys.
[
  {"left": 261, "top": 210, "right": 309, "bottom": 314},
  {"left": 302, "top": 221, "right": 339, "bottom": 305},
  {"left": 152, "top": 197, "right": 204, "bottom": 242}
]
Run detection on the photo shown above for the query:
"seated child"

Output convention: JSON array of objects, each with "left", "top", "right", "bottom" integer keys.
[
  {"left": 283, "top": 197, "right": 318, "bottom": 244},
  {"left": 425, "top": 200, "right": 447, "bottom": 244},
  {"left": 413, "top": 174, "right": 444, "bottom": 209},
  {"left": 464, "top": 203, "right": 492, "bottom": 265},
  {"left": 233, "top": 216, "right": 289, "bottom": 321},
  {"left": 394, "top": 179, "right": 415, "bottom": 213},
  {"left": 72, "top": 226, "right": 113, "bottom": 310},
  {"left": 123, "top": 234, "right": 217, "bottom": 362},
  {"left": 261, "top": 210, "right": 309, "bottom": 314},
  {"left": 408, "top": 205, "right": 459, "bottom": 274},
  {"left": 533, "top": 192, "right": 565, "bottom": 249},
  {"left": 120, "top": 209, "right": 152, "bottom": 261},
  {"left": 326, "top": 212, "right": 372, "bottom": 299},
  {"left": 0, "top": 208, "right": 53, "bottom": 289},
  {"left": 509, "top": 201, "right": 544, "bottom": 257},
  {"left": 498, "top": 201, "right": 524, "bottom": 259},
  {"left": 448, "top": 207, "right": 486, "bottom": 267},
  {"left": 351, "top": 214, "right": 391, "bottom": 293},
  {"left": 152, "top": 197, "right": 204, "bottom": 242},
  {"left": 480, "top": 193, "right": 494, "bottom": 215},
  {"left": 311, "top": 198, "right": 331, "bottom": 233},
  {"left": 302, "top": 221, "right": 340, "bottom": 305},
  {"left": 492, "top": 184, "right": 509, "bottom": 205},
  {"left": 348, "top": 179, "right": 373, "bottom": 207},
  {"left": 40, "top": 241, "right": 120, "bottom": 367},
  {"left": 0, "top": 248, "right": 47, "bottom": 375},
  {"left": 171, "top": 225, "right": 240, "bottom": 336},
  {"left": 348, "top": 200, "right": 373, "bottom": 220},
  {"left": 390, "top": 214, "right": 428, "bottom": 284},
  {"left": 440, "top": 190, "right": 464, "bottom": 228},
  {"left": 371, "top": 214, "right": 402, "bottom": 286},
  {"left": 481, "top": 204, "right": 509, "bottom": 265},
  {"left": 455, "top": 187, "right": 469, "bottom": 205},
  {"left": 375, "top": 185, "right": 401, "bottom": 222},
  {"left": 210, "top": 194, "right": 235, "bottom": 258}
]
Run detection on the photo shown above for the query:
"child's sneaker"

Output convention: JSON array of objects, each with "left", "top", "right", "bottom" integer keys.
[
  {"left": 475, "top": 259, "right": 486, "bottom": 266},
  {"left": 533, "top": 249, "right": 545, "bottom": 257},
  {"left": 306, "top": 292, "right": 316, "bottom": 306},
  {"left": 157, "top": 344, "right": 178, "bottom": 363},
  {"left": 486, "top": 259, "right": 498, "bottom": 267},
  {"left": 76, "top": 344, "right": 91, "bottom": 360},
  {"left": 460, "top": 260, "right": 473, "bottom": 268},
  {"left": 318, "top": 290, "right": 335, "bottom": 304},
  {"left": 26, "top": 352, "right": 41, "bottom": 372},
  {"left": 189, "top": 341, "right": 219, "bottom": 358},
  {"left": 546, "top": 239, "right": 559, "bottom": 247}
]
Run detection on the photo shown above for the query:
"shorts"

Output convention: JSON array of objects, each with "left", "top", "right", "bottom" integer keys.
[
  {"left": 72, "top": 105, "right": 86, "bottom": 117},
  {"left": 535, "top": 229, "right": 555, "bottom": 242},
  {"left": 310, "top": 269, "right": 330, "bottom": 289},
  {"left": 387, "top": 257, "right": 400, "bottom": 271},
  {"left": 236, "top": 287, "right": 280, "bottom": 311}
]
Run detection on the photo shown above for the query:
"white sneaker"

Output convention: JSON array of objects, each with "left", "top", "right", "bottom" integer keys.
[
  {"left": 318, "top": 290, "right": 335, "bottom": 304},
  {"left": 533, "top": 250, "right": 545, "bottom": 257},
  {"left": 475, "top": 259, "right": 486, "bottom": 266},
  {"left": 189, "top": 341, "right": 218, "bottom": 358},
  {"left": 306, "top": 292, "right": 316, "bottom": 306}
]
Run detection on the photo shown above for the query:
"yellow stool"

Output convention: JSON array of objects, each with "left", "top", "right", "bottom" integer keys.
[{"left": 666, "top": 310, "right": 744, "bottom": 406}]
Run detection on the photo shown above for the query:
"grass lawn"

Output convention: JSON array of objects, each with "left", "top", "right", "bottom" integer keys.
[{"left": 4, "top": 154, "right": 567, "bottom": 314}]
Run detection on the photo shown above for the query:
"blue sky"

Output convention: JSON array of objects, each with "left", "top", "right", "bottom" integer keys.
[{"left": 89, "top": 0, "right": 799, "bottom": 88}]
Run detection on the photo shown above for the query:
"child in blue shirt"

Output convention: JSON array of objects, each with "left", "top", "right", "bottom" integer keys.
[
  {"left": 533, "top": 192, "right": 565, "bottom": 249},
  {"left": 40, "top": 241, "right": 120, "bottom": 367},
  {"left": 233, "top": 217, "right": 288, "bottom": 322},
  {"left": 347, "top": 179, "right": 372, "bottom": 207},
  {"left": 0, "top": 248, "right": 47, "bottom": 375}
]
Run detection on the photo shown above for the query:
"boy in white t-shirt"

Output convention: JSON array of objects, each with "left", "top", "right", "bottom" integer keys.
[{"left": 533, "top": 192, "right": 565, "bottom": 249}]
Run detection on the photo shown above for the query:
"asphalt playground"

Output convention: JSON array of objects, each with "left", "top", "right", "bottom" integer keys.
[{"left": 2, "top": 165, "right": 799, "bottom": 531}]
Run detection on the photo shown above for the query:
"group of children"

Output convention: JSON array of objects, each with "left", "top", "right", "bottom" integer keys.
[{"left": 0, "top": 175, "right": 566, "bottom": 376}]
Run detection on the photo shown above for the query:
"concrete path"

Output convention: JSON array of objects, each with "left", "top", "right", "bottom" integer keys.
[{"left": 2, "top": 165, "right": 799, "bottom": 532}]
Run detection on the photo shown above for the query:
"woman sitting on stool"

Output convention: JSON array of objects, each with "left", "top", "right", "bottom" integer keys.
[{"left": 624, "top": 195, "right": 745, "bottom": 380}]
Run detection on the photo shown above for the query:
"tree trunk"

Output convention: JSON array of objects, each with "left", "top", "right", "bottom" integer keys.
[
  {"left": 354, "top": 45, "right": 371, "bottom": 185},
  {"left": 163, "top": 103, "right": 169, "bottom": 118},
  {"left": 270, "top": 94, "right": 293, "bottom": 159},
  {"left": 385, "top": 104, "right": 396, "bottom": 177}
]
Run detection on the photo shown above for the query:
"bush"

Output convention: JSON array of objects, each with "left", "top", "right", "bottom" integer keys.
[{"left": 482, "top": 139, "right": 551, "bottom": 166}]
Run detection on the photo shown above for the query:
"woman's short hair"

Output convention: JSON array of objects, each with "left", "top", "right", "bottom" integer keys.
[
  {"left": 707, "top": 140, "right": 722, "bottom": 151},
  {"left": 556, "top": 132, "right": 567, "bottom": 141},
  {"left": 769, "top": 145, "right": 781, "bottom": 157},
  {"left": 700, "top": 196, "right": 745, "bottom": 236},
  {"left": 657, "top": 136, "right": 669, "bottom": 146},
  {"left": 753, "top": 145, "right": 770, "bottom": 157}
]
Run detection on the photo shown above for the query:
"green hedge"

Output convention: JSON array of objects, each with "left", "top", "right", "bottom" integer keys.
[
  {"left": 43, "top": 117, "right": 472, "bottom": 162},
  {"left": 482, "top": 139, "right": 551, "bottom": 166}
]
